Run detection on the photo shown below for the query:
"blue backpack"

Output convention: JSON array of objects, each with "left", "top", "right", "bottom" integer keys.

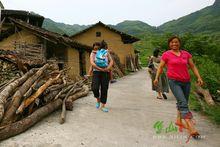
[{"left": 95, "top": 49, "right": 108, "bottom": 68}]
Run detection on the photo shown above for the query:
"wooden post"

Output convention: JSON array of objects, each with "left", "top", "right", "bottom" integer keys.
[{"left": 43, "top": 40, "right": 47, "bottom": 63}]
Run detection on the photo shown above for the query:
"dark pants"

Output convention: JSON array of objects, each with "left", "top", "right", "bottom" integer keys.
[
  {"left": 168, "top": 79, "right": 192, "bottom": 119},
  {"left": 92, "top": 71, "right": 110, "bottom": 104}
]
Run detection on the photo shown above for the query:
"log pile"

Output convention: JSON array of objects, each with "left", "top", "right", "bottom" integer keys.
[
  {"left": 135, "top": 54, "right": 142, "bottom": 70},
  {"left": 125, "top": 54, "right": 141, "bottom": 72},
  {"left": 0, "top": 50, "right": 20, "bottom": 84},
  {"left": 109, "top": 52, "right": 141, "bottom": 78},
  {"left": 0, "top": 55, "right": 90, "bottom": 141},
  {"left": 110, "top": 51, "right": 124, "bottom": 79}
]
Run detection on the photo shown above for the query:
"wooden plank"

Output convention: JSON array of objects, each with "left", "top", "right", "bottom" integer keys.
[
  {"left": 24, "top": 49, "right": 42, "bottom": 54},
  {"left": 24, "top": 52, "right": 42, "bottom": 56}
]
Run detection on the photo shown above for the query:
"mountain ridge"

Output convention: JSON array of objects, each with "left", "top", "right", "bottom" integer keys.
[
  {"left": 158, "top": 1, "right": 220, "bottom": 34},
  {"left": 42, "top": 0, "right": 219, "bottom": 36}
]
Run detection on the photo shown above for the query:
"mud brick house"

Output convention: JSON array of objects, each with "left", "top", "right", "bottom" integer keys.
[
  {"left": 70, "top": 21, "right": 140, "bottom": 73},
  {"left": 0, "top": 10, "right": 92, "bottom": 78}
]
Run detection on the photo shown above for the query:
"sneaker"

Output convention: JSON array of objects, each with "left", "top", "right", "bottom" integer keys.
[
  {"left": 162, "top": 93, "right": 167, "bottom": 99},
  {"left": 96, "top": 102, "right": 100, "bottom": 109},
  {"left": 101, "top": 107, "right": 109, "bottom": 112},
  {"left": 110, "top": 80, "right": 117, "bottom": 84}
]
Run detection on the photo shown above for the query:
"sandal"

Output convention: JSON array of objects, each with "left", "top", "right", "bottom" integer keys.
[
  {"left": 157, "top": 97, "right": 163, "bottom": 99},
  {"left": 175, "top": 122, "right": 188, "bottom": 132},
  {"left": 184, "top": 118, "right": 200, "bottom": 143},
  {"left": 192, "top": 132, "right": 201, "bottom": 139},
  {"left": 186, "top": 132, "right": 201, "bottom": 143}
]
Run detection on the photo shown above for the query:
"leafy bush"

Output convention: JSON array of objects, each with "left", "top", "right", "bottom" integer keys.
[{"left": 192, "top": 56, "right": 220, "bottom": 98}]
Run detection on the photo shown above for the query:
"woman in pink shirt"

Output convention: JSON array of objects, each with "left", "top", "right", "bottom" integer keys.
[{"left": 154, "top": 36, "right": 203, "bottom": 140}]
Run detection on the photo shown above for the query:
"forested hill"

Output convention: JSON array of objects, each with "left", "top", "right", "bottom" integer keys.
[
  {"left": 42, "top": 18, "right": 88, "bottom": 36},
  {"left": 42, "top": 19, "right": 158, "bottom": 36},
  {"left": 112, "top": 20, "right": 160, "bottom": 35},
  {"left": 42, "top": 0, "right": 219, "bottom": 36},
  {"left": 42, "top": 18, "right": 66, "bottom": 35},
  {"left": 158, "top": 0, "right": 220, "bottom": 34}
]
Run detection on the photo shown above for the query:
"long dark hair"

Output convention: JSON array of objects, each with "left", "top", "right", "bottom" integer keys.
[
  {"left": 153, "top": 48, "right": 160, "bottom": 57},
  {"left": 93, "top": 42, "right": 100, "bottom": 48},
  {"left": 100, "top": 40, "right": 108, "bottom": 49}
]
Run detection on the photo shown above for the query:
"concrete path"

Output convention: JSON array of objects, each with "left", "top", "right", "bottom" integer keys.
[{"left": 1, "top": 69, "right": 220, "bottom": 147}]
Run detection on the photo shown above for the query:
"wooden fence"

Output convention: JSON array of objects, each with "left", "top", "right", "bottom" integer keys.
[{"left": 14, "top": 41, "right": 46, "bottom": 62}]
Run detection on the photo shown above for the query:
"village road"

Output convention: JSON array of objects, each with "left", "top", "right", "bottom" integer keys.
[{"left": 1, "top": 69, "right": 220, "bottom": 147}]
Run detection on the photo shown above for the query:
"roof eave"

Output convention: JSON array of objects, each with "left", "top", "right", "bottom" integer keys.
[
  {"left": 8, "top": 18, "right": 93, "bottom": 51},
  {"left": 71, "top": 21, "right": 140, "bottom": 44}
]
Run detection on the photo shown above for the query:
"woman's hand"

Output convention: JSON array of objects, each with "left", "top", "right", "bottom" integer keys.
[
  {"left": 99, "top": 68, "right": 106, "bottom": 72},
  {"left": 107, "top": 66, "right": 112, "bottom": 71},
  {"left": 153, "top": 60, "right": 165, "bottom": 87},
  {"left": 153, "top": 79, "right": 159, "bottom": 86},
  {"left": 197, "top": 78, "right": 204, "bottom": 86},
  {"left": 103, "top": 67, "right": 110, "bottom": 72}
]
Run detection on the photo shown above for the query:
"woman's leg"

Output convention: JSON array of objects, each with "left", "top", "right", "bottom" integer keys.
[
  {"left": 161, "top": 73, "right": 169, "bottom": 99},
  {"left": 175, "top": 110, "right": 188, "bottom": 132},
  {"left": 92, "top": 72, "right": 101, "bottom": 108},
  {"left": 168, "top": 80, "right": 191, "bottom": 119},
  {"left": 181, "top": 82, "right": 199, "bottom": 137},
  {"left": 182, "top": 82, "right": 191, "bottom": 103},
  {"left": 152, "top": 72, "right": 163, "bottom": 99},
  {"left": 168, "top": 80, "right": 192, "bottom": 133},
  {"left": 169, "top": 80, "right": 199, "bottom": 138},
  {"left": 157, "top": 91, "right": 163, "bottom": 99},
  {"left": 100, "top": 72, "right": 110, "bottom": 111}
]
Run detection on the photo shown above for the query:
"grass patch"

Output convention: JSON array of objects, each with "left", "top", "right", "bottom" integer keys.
[
  {"left": 124, "top": 69, "right": 132, "bottom": 75},
  {"left": 190, "top": 93, "right": 220, "bottom": 125}
]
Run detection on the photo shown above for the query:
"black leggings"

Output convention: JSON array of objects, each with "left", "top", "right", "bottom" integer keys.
[{"left": 92, "top": 71, "right": 110, "bottom": 104}]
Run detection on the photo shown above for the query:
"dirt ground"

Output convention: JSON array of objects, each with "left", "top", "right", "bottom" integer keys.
[{"left": 1, "top": 69, "right": 220, "bottom": 147}]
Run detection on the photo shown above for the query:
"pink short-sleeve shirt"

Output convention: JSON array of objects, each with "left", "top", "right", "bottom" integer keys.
[{"left": 161, "top": 50, "right": 192, "bottom": 82}]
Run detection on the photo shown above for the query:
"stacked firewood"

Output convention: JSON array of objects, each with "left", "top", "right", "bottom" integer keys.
[
  {"left": 0, "top": 63, "right": 89, "bottom": 141},
  {"left": 0, "top": 49, "right": 21, "bottom": 84},
  {"left": 110, "top": 51, "right": 124, "bottom": 79},
  {"left": 135, "top": 54, "right": 142, "bottom": 70},
  {"left": 0, "top": 59, "right": 20, "bottom": 83},
  {"left": 125, "top": 54, "right": 141, "bottom": 72}
]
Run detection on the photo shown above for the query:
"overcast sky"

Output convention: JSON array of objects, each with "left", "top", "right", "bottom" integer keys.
[{"left": 1, "top": 0, "right": 215, "bottom": 26}]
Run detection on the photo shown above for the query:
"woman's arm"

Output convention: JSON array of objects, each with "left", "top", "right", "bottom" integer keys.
[
  {"left": 90, "top": 53, "right": 104, "bottom": 71},
  {"left": 153, "top": 60, "right": 166, "bottom": 86},
  {"left": 88, "top": 65, "right": 93, "bottom": 76},
  {"left": 106, "top": 53, "right": 114, "bottom": 71},
  {"left": 188, "top": 58, "right": 204, "bottom": 86}
]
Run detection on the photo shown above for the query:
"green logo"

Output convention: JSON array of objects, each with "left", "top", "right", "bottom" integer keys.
[{"left": 153, "top": 121, "right": 178, "bottom": 134}]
